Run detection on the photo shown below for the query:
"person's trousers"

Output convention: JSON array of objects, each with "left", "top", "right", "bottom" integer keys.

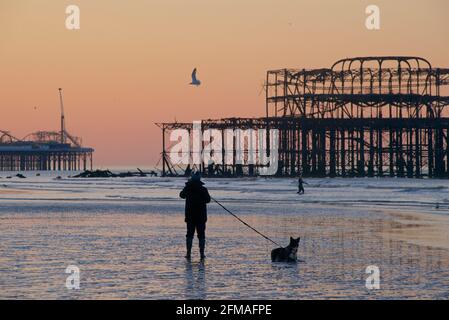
[{"left": 186, "top": 221, "right": 206, "bottom": 240}]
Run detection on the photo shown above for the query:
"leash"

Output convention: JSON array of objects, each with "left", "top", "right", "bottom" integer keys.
[{"left": 211, "top": 197, "right": 282, "bottom": 247}]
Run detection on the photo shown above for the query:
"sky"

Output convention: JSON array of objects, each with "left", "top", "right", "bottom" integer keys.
[{"left": 0, "top": 0, "right": 448, "bottom": 167}]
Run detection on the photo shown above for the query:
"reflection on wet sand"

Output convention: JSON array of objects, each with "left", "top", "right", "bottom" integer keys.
[
  {"left": 383, "top": 210, "right": 449, "bottom": 250},
  {"left": 184, "top": 261, "right": 206, "bottom": 299}
]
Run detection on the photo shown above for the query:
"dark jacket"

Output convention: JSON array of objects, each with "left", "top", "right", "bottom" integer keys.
[{"left": 180, "top": 180, "right": 211, "bottom": 223}]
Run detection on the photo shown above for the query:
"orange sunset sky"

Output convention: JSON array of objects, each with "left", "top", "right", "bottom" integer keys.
[{"left": 0, "top": 0, "right": 448, "bottom": 167}]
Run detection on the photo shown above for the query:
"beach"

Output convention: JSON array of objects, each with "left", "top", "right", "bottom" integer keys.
[{"left": 0, "top": 173, "right": 448, "bottom": 299}]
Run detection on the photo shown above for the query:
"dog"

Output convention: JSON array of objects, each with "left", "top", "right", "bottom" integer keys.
[{"left": 271, "top": 237, "right": 300, "bottom": 262}]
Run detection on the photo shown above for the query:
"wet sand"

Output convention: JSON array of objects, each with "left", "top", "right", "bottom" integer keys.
[
  {"left": 0, "top": 188, "right": 27, "bottom": 195},
  {"left": 383, "top": 210, "right": 449, "bottom": 250},
  {"left": 0, "top": 175, "right": 449, "bottom": 299}
]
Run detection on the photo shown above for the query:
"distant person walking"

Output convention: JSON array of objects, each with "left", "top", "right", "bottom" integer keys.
[
  {"left": 297, "top": 176, "right": 305, "bottom": 194},
  {"left": 180, "top": 172, "right": 211, "bottom": 260}
]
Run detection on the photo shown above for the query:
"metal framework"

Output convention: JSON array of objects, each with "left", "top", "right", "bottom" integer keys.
[
  {"left": 158, "top": 56, "right": 449, "bottom": 178},
  {"left": 1, "top": 88, "right": 94, "bottom": 171},
  {"left": 0, "top": 130, "right": 93, "bottom": 171}
]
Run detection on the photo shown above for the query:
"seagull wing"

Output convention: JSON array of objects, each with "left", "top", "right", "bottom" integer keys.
[{"left": 191, "top": 68, "right": 198, "bottom": 82}]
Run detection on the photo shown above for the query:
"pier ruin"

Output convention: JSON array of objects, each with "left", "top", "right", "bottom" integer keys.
[{"left": 157, "top": 56, "right": 449, "bottom": 178}]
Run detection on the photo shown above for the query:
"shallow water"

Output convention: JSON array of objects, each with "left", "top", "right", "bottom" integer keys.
[{"left": 0, "top": 173, "right": 449, "bottom": 299}]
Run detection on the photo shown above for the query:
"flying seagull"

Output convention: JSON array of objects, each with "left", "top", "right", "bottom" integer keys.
[{"left": 190, "top": 68, "right": 201, "bottom": 86}]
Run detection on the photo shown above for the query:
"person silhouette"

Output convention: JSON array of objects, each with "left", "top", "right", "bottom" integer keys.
[
  {"left": 297, "top": 176, "right": 305, "bottom": 194},
  {"left": 180, "top": 171, "right": 211, "bottom": 260}
]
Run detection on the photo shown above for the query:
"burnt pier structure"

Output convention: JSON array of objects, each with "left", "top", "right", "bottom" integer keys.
[{"left": 158, "top": 56, "right": 449, "bottom": 178}]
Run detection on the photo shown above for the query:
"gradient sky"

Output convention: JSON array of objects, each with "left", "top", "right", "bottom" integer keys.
[{"left": 0, "top": 0, "right": 448, "bottom": 167}]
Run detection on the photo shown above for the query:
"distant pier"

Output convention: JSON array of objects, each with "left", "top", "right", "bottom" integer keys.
[
  {"left": 0, "top": 131, "right": 93, "bottom": 171},
  {"left": 1, "top": 89, "right": 93, "bottom": 172}
]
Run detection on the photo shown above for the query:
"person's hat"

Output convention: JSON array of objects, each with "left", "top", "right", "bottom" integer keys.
[{"left": 191, "top": 171, "right": 201, "bottom": 182}]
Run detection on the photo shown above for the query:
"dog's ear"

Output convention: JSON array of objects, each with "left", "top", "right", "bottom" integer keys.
[
  {"left": 297, "top": 237, "right": 301, "bottom": 242},
  {"left": 290, "top": 236, "right": 294, "bottom": 242}
]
